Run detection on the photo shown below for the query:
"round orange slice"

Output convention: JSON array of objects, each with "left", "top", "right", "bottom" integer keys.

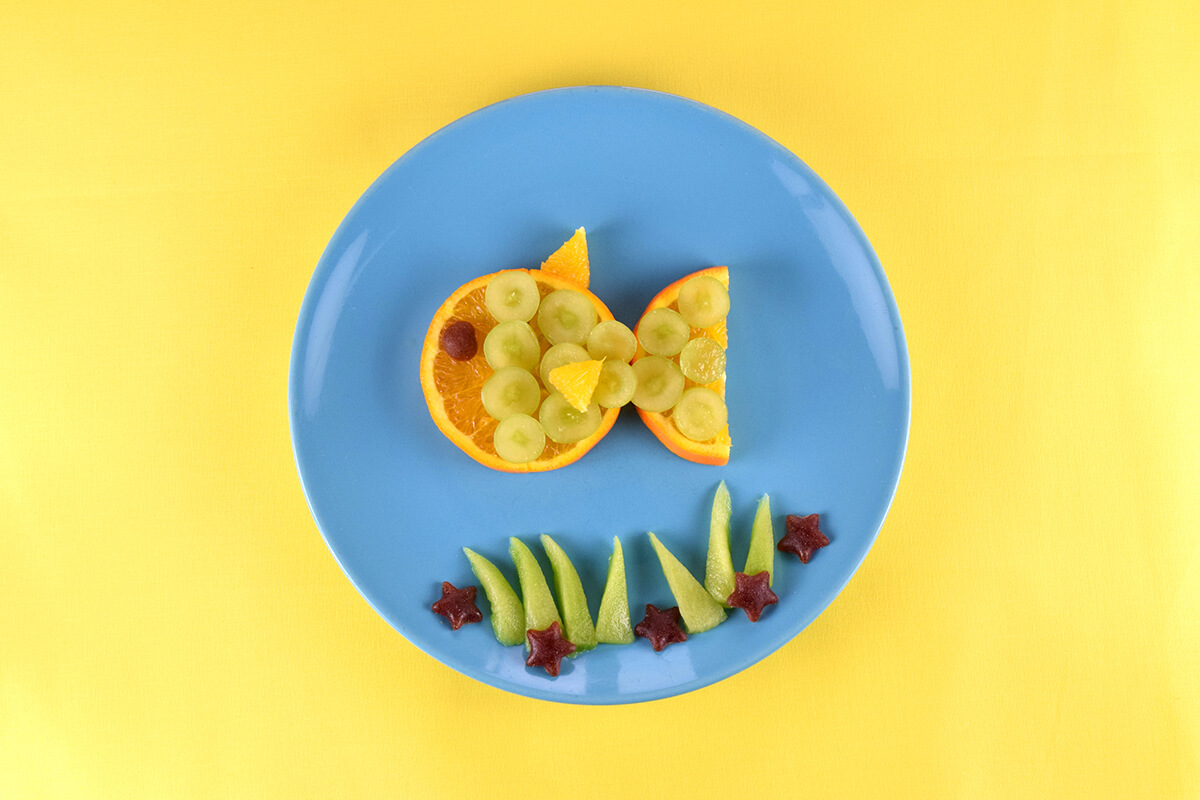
[
  {"left": 632, "top": 267, "right": 730, "bottom": 465},
  {"left": 420, "top": 269, "right": 619, "bottom": 472}
]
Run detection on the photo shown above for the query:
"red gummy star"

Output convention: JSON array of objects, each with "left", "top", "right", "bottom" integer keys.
[
  {"left": 726, "top": 571, "right": 779, "bottom": 622},
  {"left": 778, "top": 514, "right": 830, "bottom": 564},
  {"left": 634, "top": 604, "right": 687, "bottom": 652},
  {"left": 431, "top": 581, "right": 482, "bottom": 630},
  {"left": 525, "top": 621, "right": 577, "bottom": 677}
]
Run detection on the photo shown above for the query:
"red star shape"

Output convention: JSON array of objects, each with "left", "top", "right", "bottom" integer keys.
[
  {"left": 525, "top": 621, "right": 577, "bottom": 676},
  {"left": 726, "top": 571, "right": 779, "bottom": 622},
  {"left": 431, "top": 581, "right": 482, "bottom": 630},
  {"left": 778, "top": 514, "right": 830, "bottom": 564},
  {"left": 634, "top": 604, "right": 687, "bottom": 651}
]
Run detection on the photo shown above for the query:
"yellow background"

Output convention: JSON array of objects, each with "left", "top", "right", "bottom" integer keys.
[{"left": 3, "top": 0, "right": 1197, "bottom": 797}]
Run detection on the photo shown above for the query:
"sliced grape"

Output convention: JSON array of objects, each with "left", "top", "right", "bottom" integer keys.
[
  {"left": 538, "top": 392, "right": 602, "bottom": 443},
  {"left": 637, "top": 308, "right": 690, "bottom": 356},
  {"left": 677, "top": 274, "right": 730, "bottom": 328},
  {"left": 672, "top": 387, "right": 727, "bottom": 442},
  {"left": 484, "top": 271, "right": 539, "bottom": 322},
  {"left": 493, "top": 414, "right": 546, "bottom": 463},
  {"left": 630, "top": 356, "right": 685, "bottom": 413},
  {"left": 483, "top": 320, "right": 539, "bottom": 371},
  {"left": 538, "top": 289, "right": 598, "bottom": 345},
  {"left": 538, "top": 342, "right": 589, "bottom": 388},
  {"left": 593, "top": 360, "right": 637, "bottom": 408},
  {"left": 481, "top": 366, "right": 540, "bottom": 420},
  {"left": 679, "top": 337, "right": 725, "bottom": 385},
  {"left": 586, "top": 320, "right": 637, "bottom": 362}
]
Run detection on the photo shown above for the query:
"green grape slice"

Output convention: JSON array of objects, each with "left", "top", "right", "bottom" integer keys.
[
  {"left": 537, "top": 289, "right": 598, "bottom": 345},
  {"left": 677, "top": 275, "right": 730, "bottom": 328},
  {"left": 586, "top": 320, "right": 637, "bottom": 362},
  {"left": 484, "top": 271, "right": 540, "bottom": 322},
  {"left": 671, "top": 387, "right": 727, "bottom": 442},
  {"left": 483, "top": 320, "right": 539, "bottom": 371},
  {"left": 538, "top": 392, "right": 602, "bottom": 443},
  {"left": 481, "top": 366, "right": 541, "bottom": 420},
  {"left": 630, "top": 356, "right": 685, "bottom": 413},
  {"left": 593, "top": 360, "right": 637, "bottom": 408},
  {"left": 679, "top": 337, "right": 725, "bottom": 385},
  {"left": 637, "top": 308, "right": 690, "bottom": 356},
  {"left": 492, "top": 414, "right": 546, "bottom": 463}
]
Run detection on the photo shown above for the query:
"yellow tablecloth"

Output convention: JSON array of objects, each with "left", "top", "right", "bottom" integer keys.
[{"left": 3, "top": 1, "right": 1197, "bottom": 797}]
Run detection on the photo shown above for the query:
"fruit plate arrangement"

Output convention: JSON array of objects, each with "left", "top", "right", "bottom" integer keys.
[{"left": 289, "top": 87, "right": 911, "bottom": 704}]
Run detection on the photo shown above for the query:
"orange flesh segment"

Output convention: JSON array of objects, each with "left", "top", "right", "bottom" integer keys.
[
  {"left": 539, "top": 228, "right": 589, "bottom": 289},
  {"left": 548, "top": 358, "right": 604, "bottom": 412}
]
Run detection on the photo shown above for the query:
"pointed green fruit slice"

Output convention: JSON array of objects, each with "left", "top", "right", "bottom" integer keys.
[
  {"left": 463, "top": 548, "right": 524, "bottom": 646},
  {"left": 704, "top": 481, "right": 735, "bottom": 606},
  {"left": 509, "top": 538, "right": 562, "bottom": 647},
  {"left": 647, "top": 532, "right": 727, "bottom": 633},
  {"left": 595, "top": 536, "right": 634, "bottom": 644},
  {"left": 744, "top": 494, "right": 775, "bottom": 586},
  {"left": 539, "top": 534, "right": 597, "bottom": 651}
]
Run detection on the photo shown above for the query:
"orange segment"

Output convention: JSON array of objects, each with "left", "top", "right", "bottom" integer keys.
[
  {"left": 539, "top": 228, "right": 589, "bottom": 289},
  {"left": 548, "top": 358, "right": 604, "bottom": 412},
  {"left": 632, "top": 267, "right": 730, "bottom": 465},
  {"left": 420, "top": 268, "right": 617, "bottom": 472}
]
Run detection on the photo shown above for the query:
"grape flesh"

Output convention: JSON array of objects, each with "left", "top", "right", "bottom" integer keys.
[
  {"left": 484, "top": 271, "right": 539, "bottom": 322},
  {"left": 677, "top": 275, "right": 730, "bottom": 328},
  {"left": 631, "top": 356, "right": 685, "bottom": 413}
]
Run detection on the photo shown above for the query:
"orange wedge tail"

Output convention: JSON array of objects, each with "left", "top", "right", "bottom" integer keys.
[{"left": 632, "top": 267, "right": 730, "bottom": 466}]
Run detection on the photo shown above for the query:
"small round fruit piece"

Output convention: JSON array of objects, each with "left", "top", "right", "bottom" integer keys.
[
  {"left": 637, "top": 308, "right": 690, "bottom": 357},
  {"left": 539, "top": 342, "right": 589, "bottom": 388},
  {"left": 538, "top": 289, "right": 598, "bottom": 345},
  {"left": 586, "top": 320, "right": 637, "bottom": 362},
  {"left": 631, "top": 356, "right": 685, "bottom": 413},
  {"left": 679, "top": 337, "right": 726, "bottom": 385},
  {"left": 677, "top": 274, "right": 730, "bottom": 328},
  {"left": 671, "top": 387, "right": 728, "bottom": 442},
  {"left": 484, "top": 270, "right": 540, "bottom": 322},
  {"left": 593, "top": 360, "right": 637, "bottom": 408},
  {"left": 439, "top": 319, "right": 477, "bottom": 361},
  {"left": 481, "top": 366, "right": 541, "bottom": 420},
  {"left": 483, "top": 320, "right": 539, "bottom": 371},
  {"left": 539, "top": 392, "right": 603, "bottom": 444},
  {"left": 493, "top": 414, "right": 547, "bottom": 464}
]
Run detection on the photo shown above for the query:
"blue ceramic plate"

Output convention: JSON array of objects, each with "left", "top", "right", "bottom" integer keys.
[{"left": 289, "top": 87, "right": 910, "bottom": 704}]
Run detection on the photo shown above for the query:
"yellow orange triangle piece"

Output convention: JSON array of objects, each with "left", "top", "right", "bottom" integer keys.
[
  {"left": 548, "top": 358, "right": 604, "bottom": 411},
  {"left": 540, "top": 227, "right": 589, "bottom": 289}
]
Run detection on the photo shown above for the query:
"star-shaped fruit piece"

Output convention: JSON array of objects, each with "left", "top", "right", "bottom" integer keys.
[
  {"left": 431, "top": 581, "right": 483, "bottom": 630},
  {"left": 778, "top": 514, "right": 830, "bottom": 564},
  {"left": 525, "top": 621, "right": 577, "bottom": 677},
  {"left": 726, "top": 571, "right": 778, "bottom": 622},
  {"left": 634, "top": 604, "right": 688, "bottom": 652}
]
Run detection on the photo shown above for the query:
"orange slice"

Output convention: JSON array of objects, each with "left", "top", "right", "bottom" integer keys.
[
  {"left": 548, "top": 358, "right": 604, "bottom": 412},
  {"left": 420, "top": 268, "right": 618, "bottom": 472},
  {"left": 539, "top": 228, "right": 589, "bottom": 289},
  {"left": 632, "top": 267, "right": 730, "bottom": 465}
]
